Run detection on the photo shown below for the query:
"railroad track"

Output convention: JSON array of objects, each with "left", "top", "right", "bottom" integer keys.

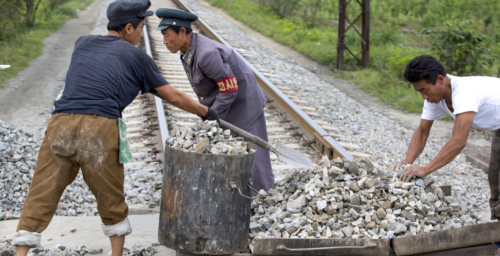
[{"left": 120, "top": 0, "right": 371, "bottom": 195}]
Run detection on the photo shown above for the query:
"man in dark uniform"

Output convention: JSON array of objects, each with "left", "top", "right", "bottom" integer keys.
[
  {"left": 155, "top": 8, "right": 274, "bottom": 191},
  {"left": 12, "top": 1, "right": 218, "bottom": 255}
]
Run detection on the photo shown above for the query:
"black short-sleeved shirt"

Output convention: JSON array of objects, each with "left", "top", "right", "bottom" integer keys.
[{"left": 53, "top": 35, "right": 168, "bottom": 118}]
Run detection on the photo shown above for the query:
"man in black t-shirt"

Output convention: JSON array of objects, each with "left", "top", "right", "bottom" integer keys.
[{"left": 11, "top": 1, "right": 219, "bottom": 255}]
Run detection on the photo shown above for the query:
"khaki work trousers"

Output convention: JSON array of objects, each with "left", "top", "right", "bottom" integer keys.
[
  {"left": 17, "top": 113, "right": 128, "bottom": 233},
  {"left": 489, "top": 129, "right": 500, "bottom": 220}
]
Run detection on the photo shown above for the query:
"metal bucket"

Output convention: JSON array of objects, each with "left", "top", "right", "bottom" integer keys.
[{"left": 159, "top": 145, "right": 256, "bottom": 255}]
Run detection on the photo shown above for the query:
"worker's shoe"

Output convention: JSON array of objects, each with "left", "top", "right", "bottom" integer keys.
[
  {"left": 101, "top": 217, "right": 132, "bottom": 237},
  {"left": 11, "top": 230, "right": 41, "bottom": 247}
]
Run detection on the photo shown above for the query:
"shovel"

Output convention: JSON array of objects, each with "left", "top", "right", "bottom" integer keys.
[{"left": 220, "top": 119, "right": 313, "bottom": 170}]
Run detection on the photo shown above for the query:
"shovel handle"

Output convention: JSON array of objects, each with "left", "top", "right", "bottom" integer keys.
[{"left": 219, "top": 119, "right": 275, "bottom": 153}]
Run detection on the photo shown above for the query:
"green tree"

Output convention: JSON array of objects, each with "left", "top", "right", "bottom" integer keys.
[
  {"left": 421, "top": 20, "right": 494, "bottom": 75},
  {"left": 0, "top": 0, "right": 23, "bottom": 41},
  {"left": 258, "top": 0, "right": 300, "bottom": 19},
  {"left": 23, "top": 0, "right": 43, "bottom": 27},
  {"left": 300, "top": 0, "right": 322, "bottom": 27}
]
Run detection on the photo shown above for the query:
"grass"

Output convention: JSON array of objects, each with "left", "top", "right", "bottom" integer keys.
[
  {"left": 0, "top": 0, "right": 94, "bottom": 89},
  {"left": 206, "top": 0, "right": 500, "bottom": 115}
]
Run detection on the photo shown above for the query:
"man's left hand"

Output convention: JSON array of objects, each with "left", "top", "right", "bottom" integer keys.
[
  {"left": 399, "top": 165, "right": 428, "bottom": 182},
  {"left": 201, "top": 108, "right": 220, "bottom": 125}
]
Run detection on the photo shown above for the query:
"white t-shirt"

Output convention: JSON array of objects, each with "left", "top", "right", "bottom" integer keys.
[{"left": 421, "top": 75, "right": 500, "bottom": 131}]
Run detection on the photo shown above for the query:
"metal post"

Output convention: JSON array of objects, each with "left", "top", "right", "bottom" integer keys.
[
  {"left": 336, "top": 0, "right": 370, "bottom": 70},
  {"left": 336, "top": 0, "right": 346, "bottom": 71},
  {"left": 361, "top": 0, "right": 370, "bottom": 68}
]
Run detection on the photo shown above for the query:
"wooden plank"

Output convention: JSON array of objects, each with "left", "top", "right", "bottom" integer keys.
[
  {"left": 122, "top": 112, "right": 143, "bottom": 119},
  {"left": 265, "top": 121, "right": 281, "bottom": 127},
  {"left": 284, "top": 144, "right": 302, "bottom": 149},
  {"left": 322, "top": 125, "right": 340, "bottom": 132},
  {"left": 171, "top": 112, "right": 199, "bottom": 120},
  {"left": 127, "top": 127, "right": 145, "bottom": 133},
  {"left": 292, "top": 99, "right": 309, "bottom": 105},
  {"left": 305, "top": 111, "right": 322, "bottom": 118},
  {"left": 349, "top": 151, "right": 371, "bottom": 158},
  {"left": 338, "top": 142, "right": 361, "bottom": 150},
  {"left": 268, "top": 135, "right": 294, "bottom": 140},
  {"left": 299, "top": 106, "right": 316, "bottom": 112},
  {"left": 126, "top": 133, "right": 143, "bottom": 139},
  {"left": 125, "top": 120, "right": 143, "bottom": 127},
  {"left": 164, "top": 75, "right": 188, "bottom": 80},
  {"left": 129, "top": 143, "right": 146, "bottom": 149},
  {"left": 266, "top": 127, "right": 286, "bottom": 133},
  {"left": 124, "top": 105, "right": 142, "bottom": 111},
  {"left": 174, "top": 121, "right": 197, "bottom": 127}
]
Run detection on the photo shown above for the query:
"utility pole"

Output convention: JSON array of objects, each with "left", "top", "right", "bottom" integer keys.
[{"left": 336, "top": 0, "right": 370, "bottom": 71}]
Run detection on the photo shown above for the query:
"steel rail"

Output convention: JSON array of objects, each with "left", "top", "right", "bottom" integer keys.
[
  {"left": 142, "top": 21, "right": 169, "bottom": 154},
  {"left": 172, "top": 0, "right": 353, "bottom": 161}
]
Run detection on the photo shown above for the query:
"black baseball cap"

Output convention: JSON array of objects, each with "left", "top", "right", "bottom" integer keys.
[
  {"left": 155, "top": 8, "right": 198, "bottom": 31},
  {"left": 107, "top": 0, "right": 154, "bottom": 22}
]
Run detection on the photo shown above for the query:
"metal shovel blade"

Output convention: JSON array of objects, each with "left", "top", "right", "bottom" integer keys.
[{"left": 275, "top": 142, "right": 313, "bottom": 170}]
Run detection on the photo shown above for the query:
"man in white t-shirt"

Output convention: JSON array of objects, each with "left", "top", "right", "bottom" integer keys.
[{"left": 389, "top": 55, "right": 500, "bottom": 220}]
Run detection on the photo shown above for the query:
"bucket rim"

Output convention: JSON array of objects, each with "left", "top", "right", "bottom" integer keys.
[{"left": 165, "top": 145, "right": 257, "bottom": 157}]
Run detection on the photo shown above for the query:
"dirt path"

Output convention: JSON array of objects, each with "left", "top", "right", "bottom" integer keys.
[
  {"left": 195, "top": 0, "right": 492, "bottom": 163},
  {"left": 0, "top": 0, "right": 108, "bottom": 139}
]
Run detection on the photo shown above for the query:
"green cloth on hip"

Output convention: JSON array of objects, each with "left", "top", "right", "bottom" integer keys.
[{"left": 117, "top": 118, "right": 132, "bottom": 164}]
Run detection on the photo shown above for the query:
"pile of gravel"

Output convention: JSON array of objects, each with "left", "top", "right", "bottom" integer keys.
[
  {"left": 248, "top": 157, "right": 482, "bottom": 248},
  {"left": 166, "top": 120, "right": 254, "bottom": 155}
]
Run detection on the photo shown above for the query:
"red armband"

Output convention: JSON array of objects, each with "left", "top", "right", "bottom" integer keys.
[{"left": 216, "top": 76, "right": 238, "bottom": 93}]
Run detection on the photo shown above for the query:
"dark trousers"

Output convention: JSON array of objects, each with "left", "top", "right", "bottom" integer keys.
[
  {"left": 489, "top": 129, "right": 500, "bottom": 220},
  {"left": 245, "top": 112, "right": 274, "bottom": 191}
]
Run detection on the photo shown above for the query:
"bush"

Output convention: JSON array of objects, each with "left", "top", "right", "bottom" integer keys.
[
  {"left": 258, "top": 0, "right": 300, "bottom": 19},
  {"left": 386, "top": 49, "right": 414, "bottom": 78},
  {"left": 0, "top": 0, "right": 23, "bottom": 42},
  {"left": 420, "top": 20, "right": 494, "bottom": 75},
  {"left": 371, "top": 27, "right": 403, "bottom": 46},
  {"left": 54, "top": 5, "right": 78, "bottom": 18}
]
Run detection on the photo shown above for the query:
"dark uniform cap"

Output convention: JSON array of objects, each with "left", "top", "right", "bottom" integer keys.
[
  {"left": 107, "top": 0, "right": 154, "bottom": 22},
  {"left": 155, "top": 8, "right": 198, "bottom": 31}
]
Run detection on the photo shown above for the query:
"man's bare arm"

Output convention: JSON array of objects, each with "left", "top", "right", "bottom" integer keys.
[
  {"left": 389, "top": 119, "right": 433, "bottom": 172},
  {"left": 425, "top": 112, "right": 474, "bottom": 172},
  {"left": 400, "top": 112, "right": 474, "bottom": 181},
  {"left": 153, "top": 84, "right": 208, "bottom": 117}
]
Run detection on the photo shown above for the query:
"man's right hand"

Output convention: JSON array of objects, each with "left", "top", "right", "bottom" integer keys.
[{"left": 389, "top": 161, "right": 410, "bottom": 172}]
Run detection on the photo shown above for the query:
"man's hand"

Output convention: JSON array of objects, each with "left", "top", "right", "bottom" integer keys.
[
  {"left": 389, "top": 161, "right": 410, "bottom": 173},
  {"left": 201, "top": 108, "right": 220, "bottom": 125},
  {"left": 400, "top": 165, "right": 427, "bottom": 182}
]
